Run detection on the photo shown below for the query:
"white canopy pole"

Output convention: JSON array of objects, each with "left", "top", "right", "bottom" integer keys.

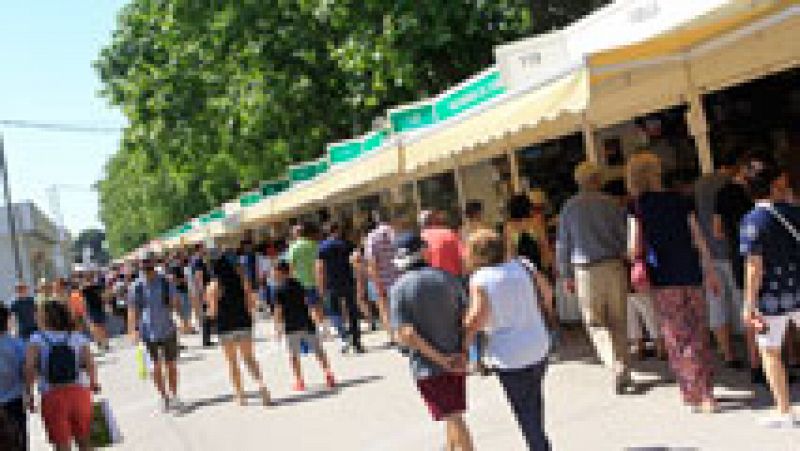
[{"left": 684, "top": 60, "right": 714, "bottom": 174}]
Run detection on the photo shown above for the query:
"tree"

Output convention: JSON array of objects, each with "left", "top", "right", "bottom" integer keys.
[{"left": 95, "top": 1, "right": 608, "bottom": 256}]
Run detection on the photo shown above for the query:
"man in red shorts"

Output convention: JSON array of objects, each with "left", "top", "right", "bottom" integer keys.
[{"left": 389, "top": 233, "right": 473, "bottom": 451}]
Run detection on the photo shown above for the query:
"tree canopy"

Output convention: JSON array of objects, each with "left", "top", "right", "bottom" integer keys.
[{"left": 96, "top": 0, "right": 607, "bottom": 256}]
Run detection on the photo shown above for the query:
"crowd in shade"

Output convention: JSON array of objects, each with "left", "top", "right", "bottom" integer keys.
[{"left": 1, "top": 150, "right": 799, "bottom": 450}]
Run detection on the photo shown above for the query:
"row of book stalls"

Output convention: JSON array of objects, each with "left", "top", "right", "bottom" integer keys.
[{"left": 124, "top": 0, "right": 799, "bottom": 318}]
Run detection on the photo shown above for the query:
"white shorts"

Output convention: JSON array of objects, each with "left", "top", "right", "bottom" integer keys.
[{"left": 756, "top": 311, "right": 800, "bottom": 349}]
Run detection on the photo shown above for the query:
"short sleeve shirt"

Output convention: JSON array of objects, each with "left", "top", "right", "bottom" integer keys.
[
  {"left": 273, "top": 278, "right": 316, "bottom": 333},
  {"left": 287, "top": 238, "right": 319, "bottom": 289},
  {"left": 740, "top": 202, "right": 800, "bottom": 316},
  {"left": 365, "top": 224, "right": 399, "bottom": 290},
  {"left": 634, "top": 191, "right": 703, "bottom": 287},
  {"left": 29, "top": 331, "right": 90, "bottom": 393},
  {"left": 129, "top": 275, "right": 178, "bottom": 342},
  {"left": 317, "top": 238, "right": 355, "bottom": 290},
  {"left": 390, "top": 267, "right": 465, "bottom": 379}
]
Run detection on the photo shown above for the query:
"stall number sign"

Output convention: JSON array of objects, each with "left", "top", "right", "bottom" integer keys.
[
  {"left": 389, "top": 103, "right": 435, "bottom": 133},
  {"left": 435, "top": 70, "right": 505, "bottom": 121}
]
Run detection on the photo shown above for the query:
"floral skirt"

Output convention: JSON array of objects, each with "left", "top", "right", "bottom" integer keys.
[{"left": 652, "top": 287, "right": 715, "bottom": 404}]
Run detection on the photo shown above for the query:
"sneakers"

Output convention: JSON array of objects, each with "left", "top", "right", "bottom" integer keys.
[
  {"left": 614, "top": 372, "right": 633, "bottom": 395},
  {"left": 325, "top": 372, "right": 336, "bottom": 389},
  {"left": 758, "top": 413, "right": 797, "bottom": 428},
  {"left": 170, "top": 396, "right": 185, "bottom": 413}
]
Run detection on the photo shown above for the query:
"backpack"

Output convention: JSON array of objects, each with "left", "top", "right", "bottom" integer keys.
[{"left": 42, "top": 333, "right": 78, "bottom": 385}]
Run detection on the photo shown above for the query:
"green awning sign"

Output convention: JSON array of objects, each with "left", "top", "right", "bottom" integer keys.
[
  {"left": 261, "top": 179, "right": 290, "bottom": 196},
  {"left": 289, "top": 162, "right": 319, "bottom": 182},
  {"left": 389, "top": 102, "right": 435, "bottom": 133},
  {"left": 328, "top": 140, "right": 363, "bottom": 165},
  {"left": 435, "top": 69, "right": 505, "bottom": 121},
  {"left": 362, "top": 129, "right": 387, "bottom": 153},
  {"left": 239, "top": 192, "right": 263, "bottom": 207},
  {"left": 316, "top": 159, "right": 329, "bottom": 174},
  {"left": 200, "top": 209, "right": 225, "bottom": 224}
]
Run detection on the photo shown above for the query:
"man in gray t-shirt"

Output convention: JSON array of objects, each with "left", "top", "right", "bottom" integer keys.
[
  {"left": 128, "top": 259, "right": 182, "bottom": 413},
  {"left": 389, "top": 233, "right": 473, "bottom": 451}
]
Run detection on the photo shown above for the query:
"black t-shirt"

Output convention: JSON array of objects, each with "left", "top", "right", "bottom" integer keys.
[
  {"left": 273, "top": 278, "right": 315, "bottom": 333},
  {"left": 214, "top": 275, "right": 252, "bottom": 333},
  {"left": 317, "top": 238, "right": 355, "bottom": 290},
  {"left": 82, "top": 284, "right": 104, "bottom": 313},
  {"left": 715, "top": 182, "right": 754, "bottom": 288}
]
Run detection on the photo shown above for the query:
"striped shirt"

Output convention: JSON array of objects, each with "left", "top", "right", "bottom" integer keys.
[{"left": 365, "top": 224, "right": 399, "bottom": 291}]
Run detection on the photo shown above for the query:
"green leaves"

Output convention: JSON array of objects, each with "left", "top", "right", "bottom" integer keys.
[{"left": 96, "top": 0, "right": 607, "bottom": 256}]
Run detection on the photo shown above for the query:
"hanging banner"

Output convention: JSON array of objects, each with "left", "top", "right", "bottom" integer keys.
[
  {"left": 261, "top": 179, "right": 290, "bottom": 196},
  {"left": 388, "top": 101, "right": 435, "bottom": 133},
  {"left": 434, "top": 69, "right": 506, "bottom": 121}
]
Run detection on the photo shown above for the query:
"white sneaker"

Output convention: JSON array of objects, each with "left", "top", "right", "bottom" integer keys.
[{"left": 758, "top": 413, "right": 797, "bottom": 428}]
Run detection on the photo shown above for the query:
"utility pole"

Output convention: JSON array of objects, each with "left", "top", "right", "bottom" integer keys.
[{"left": 0, "top": 133, "right": 24, "bottom": 282}]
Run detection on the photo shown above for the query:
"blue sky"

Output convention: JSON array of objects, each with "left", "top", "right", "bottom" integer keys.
[{"left": 0, "top": 1, "right": 128, "bottom": 234}]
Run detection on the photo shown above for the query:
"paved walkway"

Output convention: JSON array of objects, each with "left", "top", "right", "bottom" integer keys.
[{"left": 30, "top": 324, "right": 800, "bottom": 450}]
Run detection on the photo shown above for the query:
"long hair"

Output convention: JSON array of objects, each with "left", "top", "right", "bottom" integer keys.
[{"left": 211, "top": 254, "right": 245, "bottom": 301}]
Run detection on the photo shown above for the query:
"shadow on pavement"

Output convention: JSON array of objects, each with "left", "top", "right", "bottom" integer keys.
[
  {"left": 549, "top": 326, "right": 800, "bottom": 412},
  {"left": 178, "top": 374, "right": 384, "bottom": 415}
]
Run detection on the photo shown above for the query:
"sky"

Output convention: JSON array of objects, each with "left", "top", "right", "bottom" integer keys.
[{"left": 0, "top": 1, "right": 129, "bottom": 235}]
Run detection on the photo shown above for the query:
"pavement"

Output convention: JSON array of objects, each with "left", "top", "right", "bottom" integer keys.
[{"left": 29, "top": 323, "right": 800, "bottom": 451}]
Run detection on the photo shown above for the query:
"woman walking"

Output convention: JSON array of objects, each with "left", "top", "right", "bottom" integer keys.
[
  {"left": 25, "top": 302, "right": 100, "bottom": 450},
  {"left": 206, "top": 253, "right": 271, "bottom": 406},
  {"left": 465, "top": 228, "right": 554, "bottom": 450},
  {"left": 626, "top": 152, "right": 721, "bottom": 413}
]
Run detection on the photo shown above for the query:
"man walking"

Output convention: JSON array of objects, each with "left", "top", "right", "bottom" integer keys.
[
  {"left": 316, "top": 222, "right": 364, "bottom": 353},
  {"left": 129, "top": 258, "right": 183, "bottom": 412},
  {"left": 390, "top": 233, "right": 473, "bottom": 451},
  {"left": 557, "top": 161, "right": 631, "bottom": 394},
  {"left": 365, "top": 210, "right": 399, "bottom": 342},
  {"left": 9, "top": 282, "right": 37, "bottom": 341}
]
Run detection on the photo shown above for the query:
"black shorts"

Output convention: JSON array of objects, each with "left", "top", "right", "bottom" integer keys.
[{"left": 145, "top": 332, "right": 179, "bottom": 363}]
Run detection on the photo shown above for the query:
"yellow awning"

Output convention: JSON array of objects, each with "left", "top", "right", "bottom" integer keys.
[
  {"left": 403, "top": 68, "right": 588, "bottom": 173},
  {"left": 590, "top": 0, "right": 798, "bottom": 79},
  {"left": 265, "top": 144, "right": 401, "bottom": 220},
  {"left": 587, "top": 0, "right": 799, "bottom": 128}
]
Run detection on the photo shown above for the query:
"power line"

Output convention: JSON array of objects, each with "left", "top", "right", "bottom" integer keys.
[{"left": 0, "top": 119, "right": 123, "bottom": 133}]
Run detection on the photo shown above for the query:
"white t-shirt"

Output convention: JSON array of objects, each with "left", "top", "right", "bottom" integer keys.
[
  {"left": 470, "top": 261, "right": 550, "bottom": 370},
  {"left": 29, "top": 331, "right": 90, "bottom": 393}
]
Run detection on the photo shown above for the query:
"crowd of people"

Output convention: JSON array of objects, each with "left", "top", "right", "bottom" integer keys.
[{"left": 0, "top": 149, "right": 798, "bottom": 450}]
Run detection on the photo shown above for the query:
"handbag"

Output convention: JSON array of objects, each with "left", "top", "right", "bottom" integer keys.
[
  {"left": 630, "top": 202, "right": 651, "bottom": 293},
  {"left": 90, "top": 398, "right": 123, "bottom": 447}
]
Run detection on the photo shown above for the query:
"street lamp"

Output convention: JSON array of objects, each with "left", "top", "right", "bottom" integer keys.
[{"left": 0, "top": 133, "right": 24, "bottom": 282}]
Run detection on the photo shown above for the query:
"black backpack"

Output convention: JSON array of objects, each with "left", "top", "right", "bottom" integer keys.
[{"left": 42, "top": 334, "right": 78, "bottom": 385}]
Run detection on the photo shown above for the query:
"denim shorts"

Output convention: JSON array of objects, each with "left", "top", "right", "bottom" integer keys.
[{"left": 305, "top": 288, "right": 320, "bottom": 307}]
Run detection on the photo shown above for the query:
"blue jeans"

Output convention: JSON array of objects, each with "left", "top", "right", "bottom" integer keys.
[{"left": 497, "top": 361, "right": 550, "bottom": 451}]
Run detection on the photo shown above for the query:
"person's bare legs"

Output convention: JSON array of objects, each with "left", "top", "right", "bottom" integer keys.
[
  {"left": 221, "top": 340, "right": 245, "bottom": 404},
  {"left": 376, "top": 297, "right": 393, "bottom": 342},
  {"left": 238, "top": 338, "right": 271, "bottom": 405},
  {"left": 289, "top": 352, "right": 304, "bottom": 388},
  {"left": 444, "top": 415, "right": 474, "bottom": 451},
  {"left": 76, "top": 438, "right": 92, "bottom": 451},
  {"left": 151, "top": 359, "right": 168, "bottom": 401},
  {"left": 761, "top": 346, "right": 791, "bottom": 415},
  {"left": 713, "top": 324, "right": 736, "bottom": 362},
  {"left": 166, "top": 360, "right": 179, "bottom": 400},
  {"left": 54, "top": 443, "right": 71, "bottom": 451}
]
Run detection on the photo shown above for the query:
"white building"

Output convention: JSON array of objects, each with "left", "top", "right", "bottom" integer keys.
[{"left": 0, "top": 202, "right": 71, "bottom": 303}]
